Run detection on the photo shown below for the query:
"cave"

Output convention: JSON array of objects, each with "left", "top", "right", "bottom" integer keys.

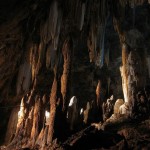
[{"left": 0, "top": 0, "right": 150, "bottom": 149}]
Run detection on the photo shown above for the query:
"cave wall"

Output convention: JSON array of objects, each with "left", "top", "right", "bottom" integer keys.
[{"left": 0, "top": 0, "right": 150, "bottom": 148}]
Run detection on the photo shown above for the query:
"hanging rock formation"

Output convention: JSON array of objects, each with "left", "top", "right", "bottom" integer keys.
[{"left": 0, "top": 0, "right": 150, "bottom": 149}]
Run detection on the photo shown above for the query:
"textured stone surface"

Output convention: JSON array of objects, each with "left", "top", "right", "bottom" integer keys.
[{"left": 0, "top": 1, "right": 150, "bottom": 149}]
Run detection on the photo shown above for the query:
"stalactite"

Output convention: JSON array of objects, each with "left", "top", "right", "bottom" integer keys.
[
  {"left": 41, "top": 1, "right": 62, "bottom": 51},
  {"left": 105, "top": 49, "right": 109, "bottom": 67},
  {"left": 131, "top": 0, "right": 146, "bottom": 5},
  {"left": 99, "top": 0, "right": 107, "bottom": 24},
  {"left": 98, "top": 23, "right": 107, "bottom": 67},
  {"left": 86, "top": 0, "right": 92, "bottom": 24},
  {"left": 36, "top": 42, "right": 46, "bottom": 74},
  {"left": 61, "top": 38, "right": 72, "bottom": 112},
  {"left": 64, "top": 0, "right": 79, "bottom": 20},
  {"left": 53, "top": 9, "right": 62, "bottom": 50},
  {"left": 107, "top": 77, "right": 111, "bottom": 96},
  {"left": 30, "top": 44, "right": 39, "bottom": 81},
  {"left": 46, "top": 43, "right": 52, "bottom": 69},
  {"left": 87, "top": 0, "right": 110, "bottom": 66},
  {"left": 76, "top": 2, "right": 86, "bottom": 31},
  {"left": 96, "top": 80, "right": 101, "bottom": 109},
  {"left": 16, "top": 62, "right": 31, "bottom": 95},
  {"left": 119, "top": 0, "right": 127, "bottom": 7},
  {"left": 46, "top": 42, "right": 56, "bottom": 69},
  {"left": 119, "top": 0, "right": 145, "bottom": 7},
  {"left": 129, "top": 0, "right": 136, "bottom": 29},
  {"left": 49, "top": 1, "right": 58, "bottom": 40},
  {"left": 113, "top": 17, "right": 125, "bottom": 44},
  {"left": 41, "top": 20, "right": 50, "bottom": 44},
  {"left": 146, "top": 55, "right": 150, "bottom": 78},
  {"left": 87, "top": 23, "right": 97, "bottom": 63},
  {"left": 95, "top": 15, "right": 108, "bottom": 67}
]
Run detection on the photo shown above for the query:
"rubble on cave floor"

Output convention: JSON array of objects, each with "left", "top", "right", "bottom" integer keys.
[
  {"left": 1, "top": 117, "right": 150, "bottom": 150},
  {"left": 57, "top": 118, "right": 150, "bottom": 150}
]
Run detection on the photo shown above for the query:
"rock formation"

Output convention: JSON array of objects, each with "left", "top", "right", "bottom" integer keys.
[{"left": 0, "top": 0, "right": 150, "bottom": 149}]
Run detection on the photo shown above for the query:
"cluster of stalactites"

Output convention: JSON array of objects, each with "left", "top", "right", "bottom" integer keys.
[
  {"left": 29, "top": 0, "right": 63, "bottom": 81},
  {"left": 119, "top": 0, "right": 147, "bottom": 7},
  {"left": 41, "top": 0, "right": 62, "bottom": 49},
  {"left": 87, "top": 0, "right": 147, "bottom": 67},
  {"left": 63, "top": 0, "right": 86, "bottom": 30},
  {"left": 16, "top": 0, "right": 63, "bottom": 92},
  {"left": 87, "top": 0, "right": 109, "bottom": 67}
]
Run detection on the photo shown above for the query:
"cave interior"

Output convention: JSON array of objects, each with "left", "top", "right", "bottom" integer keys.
[{"left": 0, "top": 0, "right": 150, "bottom": 149}]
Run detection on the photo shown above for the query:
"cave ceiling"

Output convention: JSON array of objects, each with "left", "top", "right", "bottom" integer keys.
[{"left": 0, "top": 0, "right": 150, "bottom": 105}]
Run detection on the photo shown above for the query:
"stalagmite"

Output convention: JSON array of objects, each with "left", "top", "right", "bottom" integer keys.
[
  {"left": 47, "top": 76, "right": 58, "bottom": 144},
  {"left": 120, "top": 66, "right": 128, "bottom": 103},
  {"left": 80, "top": 108, "right": 83, "bottom": 115},
  {"left": 120, "top": 44, "right": 129, "bottom": 103},
  {"left": 45, "top": 110, "right": 50, "bottom": 126},
  {"left": 114, "top": 99, "right": 124, "bottom": 114},
  {"left": 24, "top": 107, "right": 34, "bottom": 141},
  {"left": 36, "top": 126, "right": 49, "bottom": 149},
  {"left": 5, "top": 107, "right": 20, "bottom": 145},
  {"left": 127, "top": 50, "right": 143, "bottom": 109},
  {"left": 30, "top": 96, "right": 41, "bottom": 146},
  {"left": 128, "top": 51, "right": 140, "bottom": 85},
  {"left": 17, "top": 97, "right": 25, "bottom": 127},
  {"left": 83, "top": 102, "right": 90, "bottom": 124},
  {"left": 7, "top": 97, "right": 27, "bottom": 149},
  {"left": 67, "top": 96, "right": 78, "bottom": 130},
  {"left": 119, "top": 102, "right": 130, "bottom": 115}
]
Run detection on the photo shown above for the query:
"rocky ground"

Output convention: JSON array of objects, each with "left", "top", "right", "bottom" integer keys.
[
  {"left": 58, "top": 118, "right": 150, "bottom": 150},
  {"left": 1, "top": 115, "right": 150, "bottom": 149}
]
